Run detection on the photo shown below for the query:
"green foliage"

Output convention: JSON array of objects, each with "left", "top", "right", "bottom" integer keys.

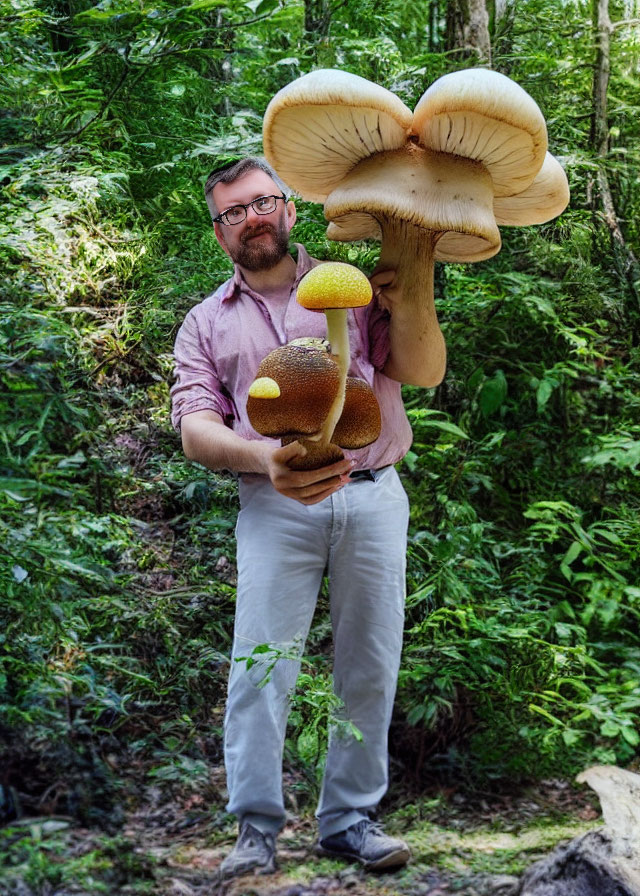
[
  {"left": 395, "top": 224, "right": 639, "bottom": 781},
  {"left": 1, "top": 0, "right": 639, "bottom": 863},
  {"left": 0, "top": 822, "right": 156, "bottom": 894}
]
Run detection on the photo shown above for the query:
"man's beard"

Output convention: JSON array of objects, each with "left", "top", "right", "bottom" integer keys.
[{"left": 229, "top": 221, "right": 290, "bottom": 272}]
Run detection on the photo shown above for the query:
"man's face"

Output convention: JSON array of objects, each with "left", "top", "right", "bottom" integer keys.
[{"left": 212, "top": 170, "right": 296, "bottom": 272}]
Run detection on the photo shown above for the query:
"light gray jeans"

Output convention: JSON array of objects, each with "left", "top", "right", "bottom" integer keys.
[{"left": 224, "top": 465, "right": 409, "bottom": 839}]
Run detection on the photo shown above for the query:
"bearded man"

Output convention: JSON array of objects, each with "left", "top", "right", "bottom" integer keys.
[{"left": 170, "top": 157, "right": 446, "bottom": 878}]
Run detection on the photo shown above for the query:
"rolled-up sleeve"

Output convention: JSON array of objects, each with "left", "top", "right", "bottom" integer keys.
[{"left": 170, "top": 307, "right": 235, "bottom": 432}]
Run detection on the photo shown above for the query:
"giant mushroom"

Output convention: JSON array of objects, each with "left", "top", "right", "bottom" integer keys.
[{"left": 263, "top": 67, "right": 570, "bottom": 381}]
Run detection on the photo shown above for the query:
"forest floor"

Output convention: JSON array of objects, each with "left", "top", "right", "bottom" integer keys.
[{"left": 1, "top": 761, "right": 603, "bottom": 896}]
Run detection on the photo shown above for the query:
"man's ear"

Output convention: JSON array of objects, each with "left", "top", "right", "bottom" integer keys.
[
  {"left": 285, "top": 199, "right": 297, "bottom": 233},
  {"left": 213, "top": 222, "right": 231, "bottom": 257}
]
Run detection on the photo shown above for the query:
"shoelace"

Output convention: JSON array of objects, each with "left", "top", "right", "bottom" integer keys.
[
  {"left": 351, "top": 819, "right": 385, "bottom": 839},
  {"left": 238, "top": 824, "right": 264, "bottom": 848}
]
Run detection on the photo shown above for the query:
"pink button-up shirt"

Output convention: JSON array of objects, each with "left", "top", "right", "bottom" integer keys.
[{"left": 170, "top": 245, "right": 413, "bottom": 470}]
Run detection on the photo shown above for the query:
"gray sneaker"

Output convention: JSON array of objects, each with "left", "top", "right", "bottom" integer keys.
[
  {"left": 318, "top": 818, "right": 410, "bottom": 871},
  {"left": 219, "top": 821, "right": 277, "bottom": 879}
]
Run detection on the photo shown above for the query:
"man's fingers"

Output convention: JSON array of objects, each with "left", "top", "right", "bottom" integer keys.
[
  {"left": 273, "top": 439, "right": 307, "bottom": 462},
  {"left": 273, "top": 448, "right": 352, "bottom": 484},
  {"left": 297, "top": 485, "right": 341, "bottom": 505},
  {"left": 282, "top": 480, "right": 344, "bottom": 505},
  {"left": 267, "top": 443, "right": 354, "bottom": 504},
  {"left": 370, "top": 268, "right": 400, "bottom": 310},
  {"left": 289, "top": 457, "right": 353, "bottom": 485},
  {"left": 370, "top": 267, "right": 396, "bottom": 289}
]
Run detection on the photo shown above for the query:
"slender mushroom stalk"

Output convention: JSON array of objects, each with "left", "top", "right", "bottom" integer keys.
[
  {"left": 296, "top": 262, "right": 372, "bottom": 446},
  {"left": 263, "top": 68, "right": 570, "bottom": 377},
  {"left": 321, "top": 308, "right": 350, "bottom": 442}
]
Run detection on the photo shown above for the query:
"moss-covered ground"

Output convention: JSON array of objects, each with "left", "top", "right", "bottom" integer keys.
[{"left": 0, "top": 771, "right": 602, "bottom": 895}]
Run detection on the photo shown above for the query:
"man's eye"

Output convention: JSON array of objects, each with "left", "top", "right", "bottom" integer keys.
[
  {"left": 226, "top": 206, "right": 244, "bottom": 220},
  {"left": 255, "top": 197, "right": 271, "bottom": 210}
]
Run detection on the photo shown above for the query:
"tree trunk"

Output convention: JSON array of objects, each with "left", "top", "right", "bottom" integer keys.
[
  {"left": 491, "top": 0, "right": 516, "bottom": 72},
  {"left": 446, "top": 0, "right": 492, "bottom": 64},
  {"left": 304, "top": 0, "right": 331, "bottom": 40},
  {"left": 428, "top": 0, "right": 441, "bottom": 52},
  {"left": 590, "top": 0, "right": 640, "bottom": 308},
  {"left": 591, "top": 0, "right": 611, "bottom": 157}
]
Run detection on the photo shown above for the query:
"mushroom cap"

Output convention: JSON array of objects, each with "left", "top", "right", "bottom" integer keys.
[
  {"left": 296, "top": 261, "right": 373, "bottom": 311},
  {"left": 332, "top": 377, "right": 381, "bottom": 449},
  {"left": 325, "top": 152, "right": 570, "bottom": 258},
  {"left": 494, "top": 152, "right": 570, "bottom": 226},
  {"left": 248, "top": 376, "right": 281, "bottom": 399},
  {"left": 281, "top": 377, "right": 381, "bottom": 469},
  {"left": 326, "top": 211, "right": 501, "bottom": 263},
  {"left": 246, "top": 339, "right": 339, "bottom": 437},
  {"left": 263, "top": 68, "right": 568, "bottom": 268},
  {"left": 323, "top": 147, "right": 501, "bottom": 263},
  {"left": 412, "top": 68, "right": 548, "bottom": 197},
  {"left": 263, "top": 69, "right": 412, "bottom": 203}
]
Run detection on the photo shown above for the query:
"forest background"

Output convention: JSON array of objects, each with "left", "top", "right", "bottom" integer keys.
[{"left": 1, "top": 0, "right": 639, "bottom": 893}]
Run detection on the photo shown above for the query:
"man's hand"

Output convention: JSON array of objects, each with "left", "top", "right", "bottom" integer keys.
[
  {"left": 265, "top": 441, "right": 353, "bottom": 505},
  {"left": 371, "top": 266, "right": 447, "bottom": 388},
  {"left": 370, "top": 268, "right": 399, "bottom": 312}
]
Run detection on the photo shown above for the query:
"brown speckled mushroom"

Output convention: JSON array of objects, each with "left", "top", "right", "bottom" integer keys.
[
  {"left": 247, "top": 340, "right": 381, "bottom": 471},
  {"left": 332, "top": 377, "right": 381, "bottom": 449},
  {"left": 246, "top": 338, "right": 340, "bottom": 440},
  {"left": 281, "top": 377, "right": 382, "bottom": 470},
  {"left": 263, "top": 68, "right": 569, "bottom": 382}
]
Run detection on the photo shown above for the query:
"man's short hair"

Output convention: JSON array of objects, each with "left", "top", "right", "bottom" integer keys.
[{"left": 204, "top": 157, "right": 291, "bottom": 221}]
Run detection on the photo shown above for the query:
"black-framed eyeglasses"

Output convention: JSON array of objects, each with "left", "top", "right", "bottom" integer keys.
[{"left": 213, "top": 194, "right": 287, "bottom": 226}]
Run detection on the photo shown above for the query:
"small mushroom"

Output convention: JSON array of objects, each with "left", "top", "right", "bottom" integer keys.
[
  {"left": 247, "top": 339, "right": 381, "bottom": 471},
  {"left": 263, "top": 68, "right": 569, "bottom": 343},
  {"left": 246, "top": 338, "right": 340, "bottom": 439},
  {"left": 296, "top": 261, "right": 373, "bottom": 446}
]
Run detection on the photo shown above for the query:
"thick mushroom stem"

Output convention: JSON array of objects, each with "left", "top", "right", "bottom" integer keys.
[
  {"left": 320, "top": 308, "right": 350, "bottom": 443},
  {"left": 375, "top": 219, "right": 447, "bottom": 387},
  {"left": 376, "top": 216, "right": 439, "bottom": 307}
]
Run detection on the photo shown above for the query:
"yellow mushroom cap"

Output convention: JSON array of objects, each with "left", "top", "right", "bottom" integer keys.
[
  {"left": 248, "top": 376, "right": 281, "bottom": 399},
  {"left": 297, "top": 261, "right": 373, "bottom": 311}
]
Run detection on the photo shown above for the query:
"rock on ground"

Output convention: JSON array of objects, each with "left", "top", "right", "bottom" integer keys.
[{"left": 518, "top": 829, "right": 639, "bottom": 896}]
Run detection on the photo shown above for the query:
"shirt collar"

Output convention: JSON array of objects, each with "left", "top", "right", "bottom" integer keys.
[{"left": 219, "top": 243, "right": 316, "bottom": 303}]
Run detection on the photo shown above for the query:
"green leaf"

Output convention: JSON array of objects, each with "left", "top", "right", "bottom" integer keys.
[
  {"left": 560, "top": 541, "right": 582, "bottom": 580},
  {"left": 600, "top": 720, "right": 620, "bottom": 737},
  {"left": 621, "top": 726, "right": 640, "bottom": 746},
  {"left": 562, "top": 728, "right": 582, "bottom": 747},
  {"left": 479, "top": 371, "right": 507, "bottom": 417},
  {"left": 536, "top": 377, "right": 555, "bottom": 412}
]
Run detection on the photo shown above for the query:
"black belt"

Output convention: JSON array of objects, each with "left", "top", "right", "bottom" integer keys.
[{"left": 349, "top": 468, "right": 377, "bottom": 481}]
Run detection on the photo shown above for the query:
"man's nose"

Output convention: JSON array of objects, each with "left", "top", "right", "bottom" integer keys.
[{"left": 245, "top": 203, "right": 263, "bottom": 224}]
